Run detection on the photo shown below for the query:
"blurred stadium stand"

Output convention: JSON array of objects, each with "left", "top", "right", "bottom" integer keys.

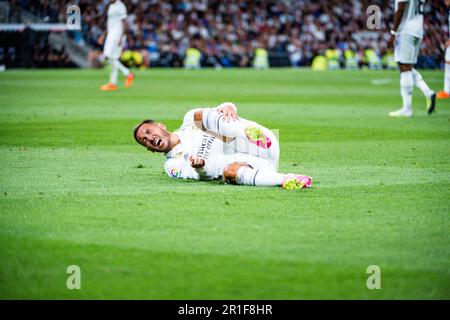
[{"left": 0, "top": 0, "right": 447, "bottom": 69}]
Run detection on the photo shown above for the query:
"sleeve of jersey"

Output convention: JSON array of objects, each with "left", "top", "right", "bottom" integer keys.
[
  {"left": 119, "top": 4, "right": 127, "bottom": 19},
  {"left": 164, "top": 158, "right": 200, "bottom": 180},
  {"left": 164, "top": 157, "right": 215, "bottom": 181},
  {"left": 179, "top": 108, "right": 202, "bottom": 130}
]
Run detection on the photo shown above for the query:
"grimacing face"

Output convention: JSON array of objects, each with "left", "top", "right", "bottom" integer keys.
[{"left": 135, "top": 122, "right": 171, "bottom": 153}]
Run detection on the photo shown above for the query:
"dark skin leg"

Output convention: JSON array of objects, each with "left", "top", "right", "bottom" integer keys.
[{"left": 399, "top": 63, "right": 413, "bottom": 73}]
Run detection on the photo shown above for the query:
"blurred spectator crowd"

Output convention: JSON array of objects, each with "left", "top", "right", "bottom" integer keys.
[{"left": 6, "top": 0, "right": 449, "bottom": 69}]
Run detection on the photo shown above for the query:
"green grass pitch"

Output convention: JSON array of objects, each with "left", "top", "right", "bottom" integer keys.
[{"left": 0, "top": 68, "right": 449, "bottom": 299}]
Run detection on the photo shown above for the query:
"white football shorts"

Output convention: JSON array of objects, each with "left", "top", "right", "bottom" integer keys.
[
  {"left": 394, "top": 33, "right": 422, "bottom": 64},
  {"left": 103, "top": 33, "right": 124, "bottom": 59}
]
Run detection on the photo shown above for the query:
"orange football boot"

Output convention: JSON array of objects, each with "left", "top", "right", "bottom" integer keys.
[
  {"left": 436, "top": 91, "right": 450, "bottom": 99},
  {"left": 100, "top": 83, "right": 118, "bottom": 91},
  {"left": 125, "top": 73, "right": 135, "bottom": 88}
]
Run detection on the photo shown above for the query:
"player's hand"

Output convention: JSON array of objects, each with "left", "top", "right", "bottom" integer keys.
[
  {"left": 217, "top": 102, "right": 238, "bottom": 122},
  {"left": 387, "top": 34, "right": 395, "bottom": 48},
  {"left": 445, "top": 39, "right": 450, "bottom": 48},
  {"left": 189, "top": 156, "right": 205, "bottom": 169},
  {"left": 97, "top": 34, "right": 105, "bottom": 45}
]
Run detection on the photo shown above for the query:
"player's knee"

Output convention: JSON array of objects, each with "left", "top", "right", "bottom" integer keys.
[
  {"left": 223, "top": 164, "right": 238, "bottom": 184},
  {"left": 222, "top": 162, "right": 251, "bottom": 184}
]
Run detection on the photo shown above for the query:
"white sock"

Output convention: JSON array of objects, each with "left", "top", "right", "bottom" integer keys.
[
  {"left": 109, "top": 59, "right": 118, "bottom": 84},
  {"left": 236, "top": 166, "right": 284, "bottom": 187},
  {"left": 115, "top": 59, "right": 130, "bottom": 77},
  {"left": 412, "top": 69, "right": 433, "bottom": 98},
  {"left": 445, "top": 63, "right": 450, "bottom": 94},
  {"left": 400, "top": 71, "right": 413, "bottom": 112},
  {"left": 202, "top": 108, "right": 248, "bottom": 139}
]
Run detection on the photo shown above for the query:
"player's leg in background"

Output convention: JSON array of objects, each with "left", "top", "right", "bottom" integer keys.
[
  {"left": 412, "top": 68, "right": 434, "bottom": 99},
  {"left": 410, "top": 36, "right": 436, "bottom": 113},
  {"left": 101, "top": 35, "right": 134, "bottom": 90},
  {"left": 114, "top": 58, "right": 135, "bottom": 88},
  {"left": 100, "top": 56, "right": 119, "bottom": 91},
  {"left": 445, "top": 59, "right": 450, "bottom": 95},
  {"left": 100, "top": 35, "right": 119, "bottom": 90},
  {"left": 114, "top": 59, "right": 129, "bottom": 77},
  {"left": 437, "top": 46, "right": 450, "bottom": 99},
  {"left": 392, "top": 63, "right": 414, "bottom": 117},
  {"left": 109, "top": 58, "right": 119, "bottom": 85},
  {"left": 412, "top": 67, "right": 436, "bottom": 114},
  {"left": 389, "top": 34, "right": 414, "bottom": 117},
  {"left": 390, "top": 35, "right": 436, "bottom": 116},
  {"left": 102, "top": 57, "right": 133, "bottom": 90}
]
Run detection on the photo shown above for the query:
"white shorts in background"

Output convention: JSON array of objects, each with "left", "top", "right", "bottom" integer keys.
[
  {"left": 103, "top": 34, "right": 124, "bottom": 59},
  {"left": 445, "top": 46, "right": 450, "bottom": 62},
  {"left": 394, "top": 33, "right": 422, "bottom": 64}
]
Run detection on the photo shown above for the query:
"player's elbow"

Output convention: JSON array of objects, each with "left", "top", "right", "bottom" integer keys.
[{"left": 193, "top": 109, "right": 204, "bottom": 130}]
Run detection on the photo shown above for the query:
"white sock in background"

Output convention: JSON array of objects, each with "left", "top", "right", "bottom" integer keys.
[
  {"left": 109, "top": 59, "right": 118, "bottom": 84},
  {"left": 400, "top": 71, "right": 414, "bottom": 113},
  {"left": 115, "top": 59, "right": 130, "bottom": 77},
  {"left": 412, "top": 68, "right": 434, "bottom": 98},
  {"left": 236, "top": 166, "right": 284, "bottom": 187},
  {"left": 445, "top": 63, "right": 450, "bottom": 94}
]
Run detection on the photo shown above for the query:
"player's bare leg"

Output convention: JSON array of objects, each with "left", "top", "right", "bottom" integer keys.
[{"left": 222, "top": 162, "right": 312, "bottom": 189}]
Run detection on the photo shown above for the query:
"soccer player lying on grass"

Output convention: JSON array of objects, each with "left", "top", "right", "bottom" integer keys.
[{"left": 133, "top": 102, "right": 312, "bottom": 190}]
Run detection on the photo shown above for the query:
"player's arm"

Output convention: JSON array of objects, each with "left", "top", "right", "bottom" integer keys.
[
  {"left": 118, "top": 18, "right": 128, "bottom": 47},
  {"left": 98, "top": 30, "right": 107, "bottom": 45},
  {"left": 122, "top": 17, "right": 128, "bottom": 35},
  {"left": 388, "top": 1, "right": 407, "bottom": 47},
  {"left": 164, "top": 156, "right": 212, "bottom": 180}
]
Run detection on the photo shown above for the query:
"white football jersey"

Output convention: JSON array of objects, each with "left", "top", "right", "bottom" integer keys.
[
  {"left": 163, "top": 108, "right": 279, "bottom": 180},
  {"left": 164, "top": 109, "right": 225, "bottom": 180},
  {"left": 107, "top": 0, "right": 127, "bottom": 38},
  {"left": 395, "top": 0, "right": 424, "bottom": 38}
]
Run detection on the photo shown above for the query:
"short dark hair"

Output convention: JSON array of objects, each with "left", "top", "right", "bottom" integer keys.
[{"left": 133, "top": 119, "right": 155, "bottom": 144}]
